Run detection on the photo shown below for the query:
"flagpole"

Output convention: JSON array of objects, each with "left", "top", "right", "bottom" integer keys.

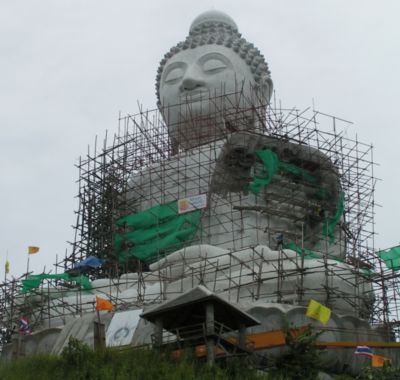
[
  {"left": 95, "top": 298, "right": 102, "bottom": 350},
  {"left": 26, "top": 253, "right": 30, "bottom": 278},
  {"left": 4, "top": 250, "right": 8, "bottom": 282}
]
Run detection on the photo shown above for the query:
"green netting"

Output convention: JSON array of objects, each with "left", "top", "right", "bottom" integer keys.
[
  {"left": 248, "top": 150, "right": 279, "bottom": 194},
  {"left": 115, "top": 202, "right": 177, "bottom": 229},
  {"left": 278, "top": 162, "right": 318, "bottom": 184},
  {"left": 283, "top": 241, "right": 321, "bottom": 259},
  {"left": 249, "top": 150, "right": 345, "bottom": 245},
  {"left": 377, "top": 246, "right": 400, "bottom": 271},
  {"left": 115, "top": 201, "right": 201, "bottom": 263},
  {"left": 248, "top": 149, "right": 318, "bottom": 194},
  {"left": 283, "top": 241, "right": 345, "bottom": 263},
  {"left": 21, "top": 273, "right": 92, "bottom": 294},
  {"left": 315, "top": 188, "right": 332, "bottom": 201},
  {"left": 322, "top": 192, "right": 345, "bottom": 243}
]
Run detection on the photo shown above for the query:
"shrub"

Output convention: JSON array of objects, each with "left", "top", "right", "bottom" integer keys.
[
  {"left": 356, "top": 362, "right": 400, "bottom": 380},
  {"left": 269, "top": 320, "right": 322, "bottom": 380}
]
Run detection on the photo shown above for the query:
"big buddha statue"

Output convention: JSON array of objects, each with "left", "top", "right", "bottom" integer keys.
[
  {"left": 9, "top": 11, "right": 390, "bottom": 375},
  {"left": 124, "top": 9, "right": 349, "bottom": 278},
  {"left": 115, "top": 11, "right": 382, "bottom": 372}
]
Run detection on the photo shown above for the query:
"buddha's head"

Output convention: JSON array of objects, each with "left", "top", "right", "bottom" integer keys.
[{"left": 156, "top": 10, "right": 273, "bottom": 151}]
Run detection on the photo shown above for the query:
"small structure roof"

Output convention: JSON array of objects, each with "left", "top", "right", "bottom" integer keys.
[{"left": 140, "top": 285, "right": 260, "bottom": 331}]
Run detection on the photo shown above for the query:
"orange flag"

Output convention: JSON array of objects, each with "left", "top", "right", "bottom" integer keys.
[
  {"left": 371, "top": 354, "right": 391, "bottom": 367},
  {"left": 95, "top": 296, "right": 113, "bottom": 311},
  {"left": 28, "top": 246, "right": 40, "bottom": 254}
]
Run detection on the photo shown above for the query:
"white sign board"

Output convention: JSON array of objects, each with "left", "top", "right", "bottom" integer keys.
[
  {"left": 106, "top": 309, "right": 142, "bottom": 347},
  {"left": 177, "top": 194, "right": 207, "bottom": 214}
]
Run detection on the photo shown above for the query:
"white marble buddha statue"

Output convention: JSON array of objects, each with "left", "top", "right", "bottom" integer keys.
[
  {"left": 126, "top": 10, "right": 344, "bottom": 260},
  {"left": 8, "top": 13, "right": 382, "bottom": 371},
  {"left": 122, "top": 10, "right": 373, "bottom": 318}
]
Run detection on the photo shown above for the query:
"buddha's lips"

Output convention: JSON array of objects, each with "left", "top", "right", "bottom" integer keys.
[{"left": 180, "top": 91, "right": 210, "bottom": 103}]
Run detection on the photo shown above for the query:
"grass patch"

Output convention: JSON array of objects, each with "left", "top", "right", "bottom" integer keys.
[
  {"left": 2, "top": 337, "right": 399, "bottom": 380},
  {"left": 0, "top": 339, "right": 269, "bottom": 380}
]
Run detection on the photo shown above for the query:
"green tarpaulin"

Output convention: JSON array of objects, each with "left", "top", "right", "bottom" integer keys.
[
  {"left": 315, "top": 188, "right": 331, "bottom": 201},
  {"left": 115, "top": 201, "right": 201, "bottom": 263},
  {"left": 377, "top": 246, "right": 400, "bottom": 271},
  {"left": 116, "top": 202, "right": 177, "bottom": 229},
  {"left": 248, "top": 149, "right": 345, "bottom": 243},
  {"left": 279, "top": 161, "right": 318, "bottom": 184},
  {"left": 283, "top": 241, "right": 345, "bottom": 263},
  {"left": 248, "top": 149, "right": 318, "bottom": 195},
  {"left": 21, "top": 273, "right": 92, "bottom": 294},
  {"left": 283, "top": 241, "right": 321, "bottom": 259},
  {"left": 248, "top": 150, "right": 279, "bottom": 194},
  {"left": 322, "top": 192, "right": 345, "bottom": 243}
]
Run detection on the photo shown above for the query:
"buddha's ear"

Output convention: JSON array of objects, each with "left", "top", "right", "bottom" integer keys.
[{"left": 259, "top": 75, "right": 273, "bottom": 103}]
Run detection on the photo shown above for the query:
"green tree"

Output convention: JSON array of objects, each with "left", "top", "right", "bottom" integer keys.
[{"left": 270, "top": 320, "right": 322, "bottom": 380}]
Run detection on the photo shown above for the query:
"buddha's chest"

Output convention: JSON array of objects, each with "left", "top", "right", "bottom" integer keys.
[{"left": 127, "top": 142, "right": 224, "bottom": 212}]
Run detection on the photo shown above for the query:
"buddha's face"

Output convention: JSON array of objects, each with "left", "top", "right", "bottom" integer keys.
[{"left": 159, "top": 45, "right": 267, "bottom": 150}]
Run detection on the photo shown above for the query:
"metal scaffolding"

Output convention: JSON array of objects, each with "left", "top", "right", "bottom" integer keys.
[{"left": 1, "top": 91, "right": 399, "bottom": 346}]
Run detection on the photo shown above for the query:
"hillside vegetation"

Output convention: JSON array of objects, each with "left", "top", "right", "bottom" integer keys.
[
  {"left": 0, "top": 339, "right": 269, "bottom": 380},
  {"left": 1, "top": 333, "right": 399, "bottom": 380}
]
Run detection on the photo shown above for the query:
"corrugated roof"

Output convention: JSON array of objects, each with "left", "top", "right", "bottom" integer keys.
[{"left": 141, "top": 285, "right": 259, "bottom": 331}]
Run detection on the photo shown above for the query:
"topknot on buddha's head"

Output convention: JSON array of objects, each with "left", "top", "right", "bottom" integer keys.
[{"left": 189, "top": 9, "right": 238, "bottom": 32}]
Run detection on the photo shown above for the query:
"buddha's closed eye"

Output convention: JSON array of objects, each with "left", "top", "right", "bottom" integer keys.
[
  {"left": 202, "top": 58, "right": 228, "bottom": 74},
  {"left": 165, "top": 67, "right": 185, "bottom": 83}
]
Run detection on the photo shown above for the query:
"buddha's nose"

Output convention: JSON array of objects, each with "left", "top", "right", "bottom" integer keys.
[{"left": 180, "top": 66, "right": 205, "bottom": 91}]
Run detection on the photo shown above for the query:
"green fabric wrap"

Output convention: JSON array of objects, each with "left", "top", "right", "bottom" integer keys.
[
  {"left": 322, "top": 192, "right": 345, "bottom": 243},
  {"left": 115, "top": 201, "right": 201, "bottom": 263},
  {"left": 248, "top": 149, "right": 318, "bottom": 194},
  {"left": 249, "top": 150, "right": 345, "bottom": 245},
  {"left": 377, "top": 246, "right": 400, "bottom": 271},
  {"left": 116, "top": 202, "right": 177, "bottom": 229},
  {"left": 283, "top": 241, "right": 345, "bottom": 263},
  {"left": 283, "top": 241, "right": 320, "bottom": 259},
  {"left": 21, "top": 273, "right": 92, "bottom": 294},
  {"left": 278, "top": 161, "right": 318, "bottom": 184},
  {"left": 248, "top": 150, "right": 279, "bottom": 194}
]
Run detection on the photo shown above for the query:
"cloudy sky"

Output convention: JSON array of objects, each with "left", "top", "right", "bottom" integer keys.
[{"left": 1, "top": 0, "right": 399, "bottom": 279}]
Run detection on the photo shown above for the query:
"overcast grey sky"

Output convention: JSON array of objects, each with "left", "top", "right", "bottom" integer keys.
[{"left": 1, "top": 0, "right": 399, "bottom": 279}]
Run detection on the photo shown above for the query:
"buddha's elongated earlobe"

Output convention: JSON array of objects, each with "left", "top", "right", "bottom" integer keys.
[{"left": 260, "top": 75, "right": 273, "bottom": 103}]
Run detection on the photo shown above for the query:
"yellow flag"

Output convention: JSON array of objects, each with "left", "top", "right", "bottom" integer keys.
[
  {"left": 5, "top": 260, "right": 10, "bottom": 274},
  {"left": 306, "top": 299, "right": 331, "bottom": 325},
  {"left": 95, "top": 296, "right": 113, "bottom": 311},
  {"left": 28, "top": 246, "right": 40, "bottom": 254},
  {"left": 371, "top": 354, "right": 391, "bottom": 367}
]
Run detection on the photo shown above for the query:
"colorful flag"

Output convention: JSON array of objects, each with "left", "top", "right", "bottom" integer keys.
[
  {"left": 371, "top": 354, "right": 391, "bottom": 367},
  {"left": 19, "top": 317, "right": 31, "bottom": 334},
  {"left": 95, "top": 296, "right": 113, "bottom": 311},
  {"left": 306, "top": 299, "right": 331, "bottom": 325},
  {"left": 354, "top": 345, "right": 373, "bottom": 358},
  {"left": 5, "top": 260, "right": 10, "bottom": 274},
  {"left": 28, "top": 246, "right": 40, "bottom": 254}
]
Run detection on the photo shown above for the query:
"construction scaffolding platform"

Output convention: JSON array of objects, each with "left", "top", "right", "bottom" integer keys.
[{"left": 1, "top": 91, "right": 399, "bottom": 350}]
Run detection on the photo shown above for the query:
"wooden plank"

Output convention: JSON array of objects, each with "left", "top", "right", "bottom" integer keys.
[
  {"left": 316, "top": 341, "right": 400, "bottom": 348},
  {"left": 170, "top": 328, "right": 400, "bottom": 359},
  {"left": 246, "top": 329, "right": 400, "bottom": 350},
  {"left": 247, "top": 330, "right": 286, "bottom": 349}
]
